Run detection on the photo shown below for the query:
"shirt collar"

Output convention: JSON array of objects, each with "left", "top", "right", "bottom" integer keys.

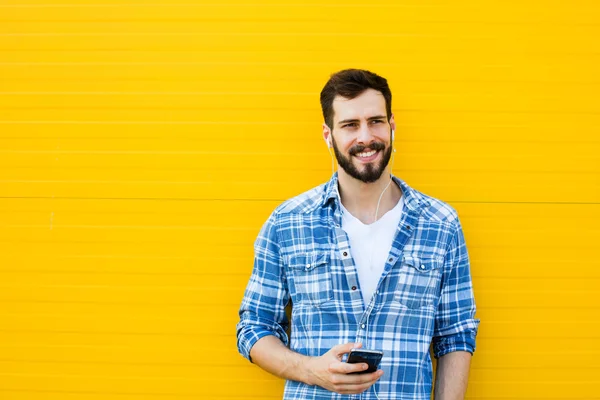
[{"left": 321, "top": 172, "right": 429, "bottom": 213}]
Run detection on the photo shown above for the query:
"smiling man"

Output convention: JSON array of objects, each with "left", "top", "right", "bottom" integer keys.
[{"left": 237, "top": 69, "right": 479, "bottom": 400}]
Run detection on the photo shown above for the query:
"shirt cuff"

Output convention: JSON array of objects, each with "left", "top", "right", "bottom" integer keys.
[
  {"left": 432, "top": 328, "right": 478, "bottom": 359},
  {"left": 237, "top": 319, "right": 289, "bottom": 362}
]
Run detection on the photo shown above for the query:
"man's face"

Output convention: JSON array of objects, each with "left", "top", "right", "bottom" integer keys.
[{"left": 329, "top": 89, "right": 394, "bottom": 183}]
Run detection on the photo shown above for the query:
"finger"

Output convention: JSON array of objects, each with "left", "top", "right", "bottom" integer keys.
[
  {"left": 336, "top": 381, "right": 379, "bottom": 395},
  {"left": 328, "top": 360, "right": 368, "bottom": 374},
  {"left": 345, "top": 362, "right": 371, "bottom": 374},
  {"left": 329, "top": 367, "right": 384, "bottom": 384},
  {"left": 331, "top": 342, "right": 362, "bottom": 358},
  {"left": 329, "top": 371, "right": 384, "bottom": 393}
]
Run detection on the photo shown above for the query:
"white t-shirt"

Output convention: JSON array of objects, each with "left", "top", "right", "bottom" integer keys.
[{"left": 340, "top": 196, "right": 404, "bottom": 306}]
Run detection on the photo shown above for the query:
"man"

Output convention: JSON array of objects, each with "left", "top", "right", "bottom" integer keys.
[{"left": 237, "top": 69, "right": 479, "bottom": 399}]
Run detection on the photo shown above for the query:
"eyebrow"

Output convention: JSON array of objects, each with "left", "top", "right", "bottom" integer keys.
[{"left": 338, "top": 115, "right": 387, "bottom": 125}]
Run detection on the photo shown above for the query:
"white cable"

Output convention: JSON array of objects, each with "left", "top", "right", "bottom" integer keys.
[
  {"left": 368, "top": 143, "right": 395, "bottom": 400},
  {"left": 327, "top": 146, "right": 335, "bottom": 176},
  {"left": 374, "top": 143, "right": 396, "bottom": 223},
  {"left": 363, "top": 191, "right": 390, "bottom": 400},
  {"left": 332, "top": 133, "right": 395, "bottom": 400},
  {"left": 364, "top": 315, "right": 381, "bottom": 400}
]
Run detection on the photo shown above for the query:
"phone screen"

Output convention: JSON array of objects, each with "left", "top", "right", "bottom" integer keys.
[{"left": 346, "top": 349, "right": 383, "bottom": 373}]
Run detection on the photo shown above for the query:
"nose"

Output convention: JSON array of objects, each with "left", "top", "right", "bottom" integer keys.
[{"left": 356, "top": 124, "right": 374, "bottom": 145}]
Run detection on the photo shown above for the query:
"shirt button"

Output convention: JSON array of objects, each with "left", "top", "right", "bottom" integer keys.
[
  {"left": 376, "top": 290, "right": 380, "bottom": 295},
  {"left": 361, "top": 324, "right": 366, "bottom": 329},
  {"left": 306, "top": 264, "right": 311, "bottom": 270},
  {"left": 351, "top": 286, "right": 357, "bottom": 291},
  {"left": 343, "top": 251, "right": 348, "bottom": 257},
  {"left": 420, "top": 265, "right": 426, "bottom": 270}
]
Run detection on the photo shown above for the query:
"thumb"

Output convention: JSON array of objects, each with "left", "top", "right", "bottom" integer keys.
[{"left": 331, "top": 342, "right": 362, "bottom": 359}]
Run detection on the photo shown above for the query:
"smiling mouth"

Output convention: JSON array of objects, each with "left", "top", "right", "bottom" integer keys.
[
  {"left": 354, "top": 149, "right": 380, "bottom": 161},
  {"left": 356, "top": 150, "right": 377, "bottom": 158}
]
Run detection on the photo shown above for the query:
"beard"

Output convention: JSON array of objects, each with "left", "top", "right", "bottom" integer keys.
[{"left": 332, "top": 137, "right": 393, "bottom": 183}]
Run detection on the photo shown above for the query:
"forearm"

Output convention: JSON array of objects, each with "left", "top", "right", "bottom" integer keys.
[
  {"left": 434, "top": 351, "right": 472, "bottom": 400},
  {"left": 250, "top": 334, "right": 313, "bottom": 385}
]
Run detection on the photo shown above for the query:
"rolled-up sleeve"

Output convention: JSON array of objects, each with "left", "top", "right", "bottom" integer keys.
[
  {"left": 236, "top": 211, "right": 290, "bottom": 362},
  {"left": 432, "top": 219, "right": 480, "bottom": 359}
]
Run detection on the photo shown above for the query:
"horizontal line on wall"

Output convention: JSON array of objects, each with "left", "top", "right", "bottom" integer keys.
[
  {"left": 471, "top": 366, "right": 600, "bottom": 369},
  {"left": 473, "top": 335, "right": 600, "bottom": 339},
  {"left": 0, "top": 270, "right": 598, "bottom": 276},
  {"left": 2, "top": 150, "right": 600, "bottom": 158},
  {"left": 0, "top": 329, "right": 232, "bottom": 336},
  {"left": 0, "top": 179, "right": 309, "bottom": 185},
  {"left": 0, "top": 3, "right": 498, "bottom": 8},
  {"left": 2, "top": 77, "right": 600, "bottom": 86},
  {"left": 0, "top": 32, "right": 501, "bottom": 36},
  {"left": 0, "top": 240, "right": 250, "bottom": 246},
  {"left": 2, "top": 223, "right": 600, "bottom": 232},
  {"left": 0, "top": 358, "right": 254, "bottom": 367},
  {"left": 1, "top": 150, "right": 321, "bottom": 155},
  {"left": 7, "top": 168, "right": 598, "bottom": 174},
  {"left": 0, "top": 284, "right": 241, "bottom": 292},
  {"left": 472, "top": 277, "right": 600, "bottom": 281},
  {"left": 0, "top": 300, "right": 242, "bottom": 305},
  {"left": 0, "top": 328, "right": 596, "bottom": 340},
  {"left": 3, "top": 107, "right": 600, "bottom": 114},
  {"left": 2, "top": 19, "right": 600, "bottom": 27},
  {"left": 0, "top": 91, "right": 315, "bottom": 95},
  {"left": 3, "top": 109, "right": 600, "bottom": 116},
  {"left": 0, "top": 69, "right": 598, "bottom": 78},
  {"left": 1, "top": 300, "right": 599, "bottom": 307},
  {"left": 0, "top": 196, "right": 600, "bottom": 205},
  {"left": 0, "top": 359, "right": 597, "bottom": 370},
  {"left": 2, "top": 141, "right": 599, "bottom": 146},
  {"left": 1, "top": 29, "right": 600, "bottom": 36},
  {"left": 6, "top": 85, "right": 600, "bottom": 94},
  {"left": 0, "top": 19, "right": 598, "bottom": 26},
  {"left": 0, "top": 120, "right": 309, "bottom": 124},
  {"left": 2, "top": 58, "right": 600, "bottom": 64},
  {"left": 0, "top": 271, "right": 249, "bottom": 276},
  {"left": 2, "top": 275, "right": 599, "bottom": 282},
  {"left": 0, "top": 388, "right": 281, "bottom": 399},
  {"left": 5, "top": 242, "right": 589, "bottom": 249},
  {"left": 7, "top": 138, "right": 598, "bottom": 144},
  {"left": 0, "top": 255, "right": 247, "bottom": 260},
  {"left": 1, "top": 196, "right": 598, "bottom": 205},
  {"left": 2, "top": 287, "right": 599, "bottom": 296},
  {"left": 0, "top": 107, "right": 317, "bottom": 111},
  {"left": 2, "top": 109, "right": 600, "bottom": 116}
]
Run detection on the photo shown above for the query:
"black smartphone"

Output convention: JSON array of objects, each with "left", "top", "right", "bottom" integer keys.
[{"left": 346, "top": 349, "right": 383, "bottom": 373}]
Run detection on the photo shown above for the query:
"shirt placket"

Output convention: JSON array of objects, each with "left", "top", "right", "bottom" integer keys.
[{"left": 331, "top": 199, "right": 365, "bottom": 316}]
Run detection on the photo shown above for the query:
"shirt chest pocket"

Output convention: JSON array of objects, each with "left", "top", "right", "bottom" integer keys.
[
  {"left": 394, "top": 255, "right": 443, "bottom": 310},
  {"left": 287, "top": 252, "right": 333, "bottom": 307}
]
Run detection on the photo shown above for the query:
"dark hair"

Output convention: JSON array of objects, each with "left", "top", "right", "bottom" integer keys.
[{"left": 320, "top": 69, "right": 392, "bottom": 129}]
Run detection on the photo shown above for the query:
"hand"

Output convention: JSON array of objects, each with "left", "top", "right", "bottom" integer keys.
[{"left": 304, "top": 342, "right": 384, "bottom": 394}]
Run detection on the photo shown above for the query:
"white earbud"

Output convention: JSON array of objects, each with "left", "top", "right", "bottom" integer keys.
[
  {"left": 325, "top": 136, "right": 335, "bottom": 175},
  {"left": 391, "top": 129, "right": 395, "bottom": 141}
]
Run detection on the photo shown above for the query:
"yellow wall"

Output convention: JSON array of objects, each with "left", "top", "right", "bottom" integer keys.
[{"left": 1, "top": 0, "right": 599, "bottom": 398}]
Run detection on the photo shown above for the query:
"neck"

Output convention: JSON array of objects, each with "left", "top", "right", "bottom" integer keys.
[{"left": 337, "top": 168, "right": 402, "bottom": 225}]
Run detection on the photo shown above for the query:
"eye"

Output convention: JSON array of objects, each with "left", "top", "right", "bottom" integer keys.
[
  {"left": 342, "top": 123, "right": 358, "bottom": 128},
  {"left": 371, "top": 119, "right": 384, "bottom": 124}
]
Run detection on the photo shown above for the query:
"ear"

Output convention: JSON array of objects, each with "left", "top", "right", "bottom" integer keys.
[
  {"left": 322, "top": 123, "right": 332, "bottom": 148},
  {"left": 389, "top": 114, "right": 396, "bottom": 134}
]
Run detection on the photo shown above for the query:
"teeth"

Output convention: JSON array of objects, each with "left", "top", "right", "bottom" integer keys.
[{"left": 357, "top": 150, "right": 376, "bottom": 158}]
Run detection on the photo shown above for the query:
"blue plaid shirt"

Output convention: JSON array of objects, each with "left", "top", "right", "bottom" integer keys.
[{"left": 237, "top": 174, "right": 479, "bottom": 400}]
